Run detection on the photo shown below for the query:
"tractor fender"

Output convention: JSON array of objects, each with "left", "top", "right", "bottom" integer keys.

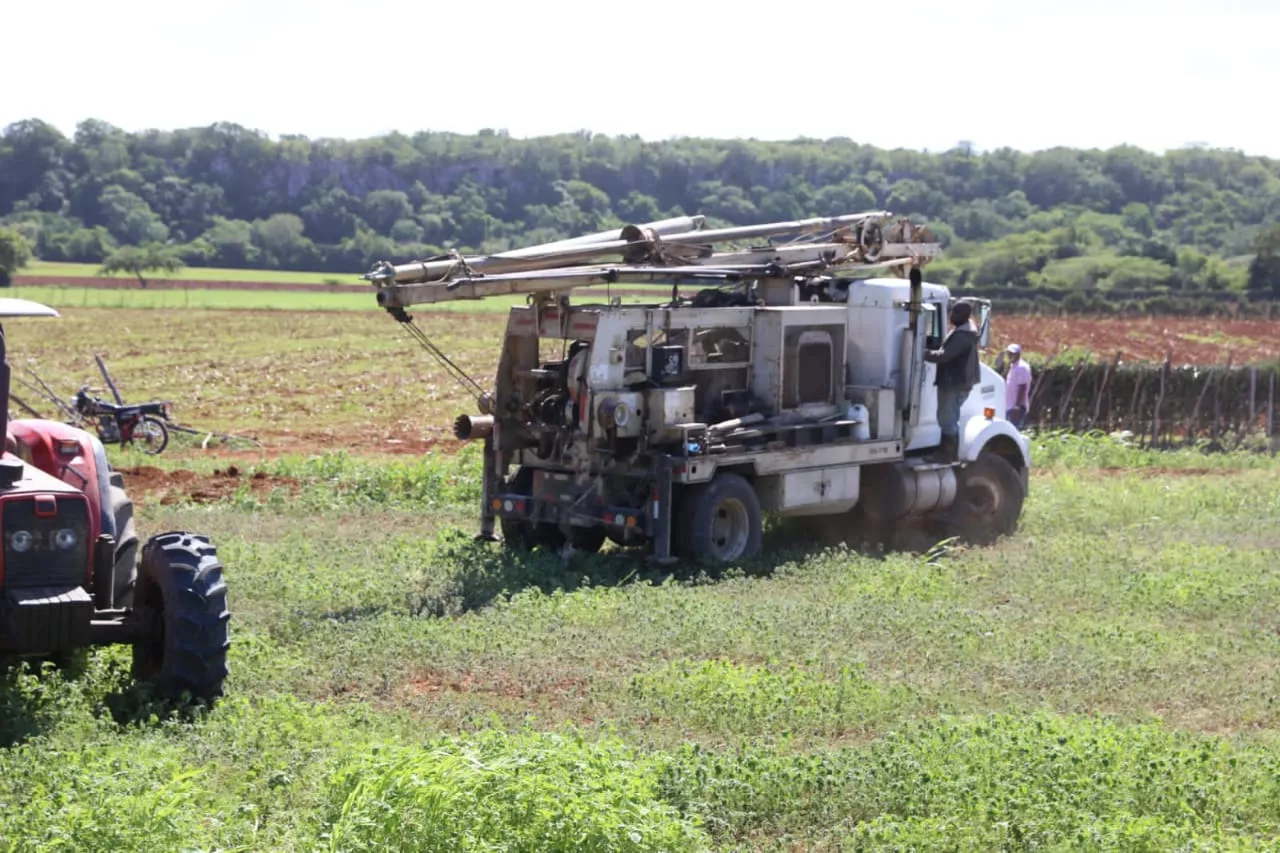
[
  {"left": 8, "top": 418, "right": 115, "bottom": 542},
  {"left": 959, "top": 416, "right": 1031, "bottom": 471}
]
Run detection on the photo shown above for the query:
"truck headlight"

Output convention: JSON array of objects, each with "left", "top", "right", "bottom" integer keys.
[
  {"left": 9, "top": 530, "right": 32, "bottom": 553},
  {"left": 55, "top": 529, "right": 78, "bottom": 550},
  {"left": 611, "top": 400, "right": 631, "bottom": 428}
]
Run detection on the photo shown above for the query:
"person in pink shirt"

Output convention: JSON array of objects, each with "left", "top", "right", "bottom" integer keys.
[{"left": 1003, "top": 343, "right": 1032, "bottom": 427}]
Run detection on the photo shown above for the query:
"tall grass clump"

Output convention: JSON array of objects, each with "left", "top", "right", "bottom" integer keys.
[
  {"left": 629, "top": 658, "right": 916, "bottom": 741},
  {"left": 262, "top": 449, "right": 484, "bottom": 510},
  {"left": 321, "top": 729, "right": 710, "bottom": 852},
  {"left": 657, "top": 712, "right": 1280, "bottom": 849},
  {"left": 1029, "top": 429, "right": 1275, "bottom": 470}
]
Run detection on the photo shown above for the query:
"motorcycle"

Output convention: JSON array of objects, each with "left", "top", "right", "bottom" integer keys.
[{"left": 73, "top": 386, "right": 172, "bottom": 455}]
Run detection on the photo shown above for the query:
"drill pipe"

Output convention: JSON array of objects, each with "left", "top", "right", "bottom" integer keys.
[{"left": 365, "top": 216, "right": 707, "bottom": 286}]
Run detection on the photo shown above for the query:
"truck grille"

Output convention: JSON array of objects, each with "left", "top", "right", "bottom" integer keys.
[{"left": 2, "top": 498, "right": 91, "bottom": 589}]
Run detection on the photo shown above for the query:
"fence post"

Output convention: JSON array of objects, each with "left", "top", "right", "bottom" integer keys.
[
  {"left": 1187, "top": 364, "right": 1217, "bottom": 446},
  {"left": 1269, "top": 371, "right": 1275, "bottom": 439},
  {"left": 1058, "top": 360, "right": 1088, "bottom": 429},
  {"left": 1152, "top": 351, "right": 1170, "bottom": 448},
  {"left": 1090, "top": 351, "right": 1120, "bottom": 431},
  {"left": 1127, "top": 366, "right": 1146, "bottom": 432},
  {"left": 1212, "top": 355, "right": 1233, "bottom": 444},
  {"left": 1250, "top": 366, "right": 1258, "bottom": 427}
]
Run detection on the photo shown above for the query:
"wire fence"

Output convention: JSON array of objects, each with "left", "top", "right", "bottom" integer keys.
[{"left": 1014, "top": 358, "right": 1278, "bottom": 449}]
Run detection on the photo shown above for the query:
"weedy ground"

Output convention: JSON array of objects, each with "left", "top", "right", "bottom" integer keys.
[
  {"left": 0, "top": 435, "right": 1276, "bottom": 850},
  {"left": 0, "top": 305, "right": 1278, "bottom": 851}
]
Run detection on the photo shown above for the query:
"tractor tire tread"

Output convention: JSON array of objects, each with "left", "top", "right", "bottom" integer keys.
[{"left": 131, "top": 532, "right": 230, "bottom": 702}]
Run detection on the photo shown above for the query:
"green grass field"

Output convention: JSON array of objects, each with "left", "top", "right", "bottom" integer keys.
[
  {"left": 1, "top": 438, "right": 1277, "bottom": 850},
  {"left": 1, "top": 302, "right": 1279, "bottom": 850},
  {"left": 22, "top": 260, "right": 367, "bottom": 286}
]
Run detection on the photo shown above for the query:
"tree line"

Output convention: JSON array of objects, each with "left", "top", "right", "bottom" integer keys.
[{"left": 1, "top": 117, "right": 1279, "bottom": 303}]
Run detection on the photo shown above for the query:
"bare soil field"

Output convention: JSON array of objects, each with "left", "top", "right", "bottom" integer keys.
[
  {"left": 998, "top": 315, "right": 1280, "bottom": 365},
  {"left": 4, "top": 298, "right": 1280, "bottom": 852},
  {"left": 4, "top": 307, "right": 1276, "bottom": 471}
]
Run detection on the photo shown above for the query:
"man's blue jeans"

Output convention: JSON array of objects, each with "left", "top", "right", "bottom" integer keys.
[{"left": 938, "top": 388, "right": 966, "bottom": 438}]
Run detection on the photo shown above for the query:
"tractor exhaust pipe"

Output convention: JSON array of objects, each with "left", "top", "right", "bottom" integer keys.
[{"left": 453, "top": 414, "right": 494, "bottom": 441}]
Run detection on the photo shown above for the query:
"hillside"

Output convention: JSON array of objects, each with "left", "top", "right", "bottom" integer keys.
[{"left": 3, "top": 118, "right": 1280, "bottom": 306}]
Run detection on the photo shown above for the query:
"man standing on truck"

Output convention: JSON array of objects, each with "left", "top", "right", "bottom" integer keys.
[
  {"left": 1002, "top": 343, "right": 1032, "bottom": 427},
  {"left": 924, "top": 300, "right": 980, "bottom": 463}
]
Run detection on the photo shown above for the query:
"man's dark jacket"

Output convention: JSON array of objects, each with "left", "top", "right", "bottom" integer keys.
[{"left": 924, "top": 327, "right": 980, "bottom": 392}]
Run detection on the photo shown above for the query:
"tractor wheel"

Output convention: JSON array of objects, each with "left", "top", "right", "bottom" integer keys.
[
  {"left": 675, "top": 472, "right": 762, "bottom": 565},
  {"left": 951, "top": 451, "right": 1025, "bottom": 546},
  {"left": 138, "top": 416, "right": 169, "bottom": 455},
  {"left": 107, "top": 471, "right": 139, "bottom": 608},
  {"left": 131, "top": 532, "right": 230, "bottom": 701}
]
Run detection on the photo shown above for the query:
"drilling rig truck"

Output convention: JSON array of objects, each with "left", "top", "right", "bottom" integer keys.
[{"left": 364, "top": 211, "right": 1030, "bottom": 564}]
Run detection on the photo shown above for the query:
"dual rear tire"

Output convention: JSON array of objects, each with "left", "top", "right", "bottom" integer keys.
[
  {"left": 498, "top": 466, "right": 764, "bottom": 565},
  {"left": 498, "top": 467, "right": 607, "bottom": 556},
  {"left": 673, "top": 472, "right": 762, "bottom": 565},
  {"left": 496, "top": 452, "right": 1022, "bottom": 566}
]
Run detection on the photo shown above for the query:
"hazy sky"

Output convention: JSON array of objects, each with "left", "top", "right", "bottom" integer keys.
[{"left": 10, "top": 0, "right": 1278, "bottom": 156}]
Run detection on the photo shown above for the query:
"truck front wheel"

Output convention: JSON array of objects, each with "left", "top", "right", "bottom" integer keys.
[
  {"left": 952, "top": 451, "right": 1025, "bottom": 545},
  {"left": 676, "top": 472, "right": 762, "bottom": 564}
]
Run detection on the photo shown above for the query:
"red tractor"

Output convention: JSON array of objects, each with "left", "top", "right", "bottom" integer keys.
[{"left": 0, "top": 298, "right": 229, "bottom": 701}]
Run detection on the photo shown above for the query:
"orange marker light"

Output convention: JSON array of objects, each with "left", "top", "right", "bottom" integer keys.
[{"left": 983, "top": 407, "right": 995, "bottom": 419}]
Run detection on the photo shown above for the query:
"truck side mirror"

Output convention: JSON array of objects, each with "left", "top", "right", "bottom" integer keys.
[{"left": 977, "top": 305, "right": 991, "bottom": 349}]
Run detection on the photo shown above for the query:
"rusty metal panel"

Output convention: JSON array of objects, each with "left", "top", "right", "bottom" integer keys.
[
  {"left": 506, "top": 305, "right": 537, "bottom": 337},
  {"left": 567, "top": 310, "right": 600, "bottom": 340}
]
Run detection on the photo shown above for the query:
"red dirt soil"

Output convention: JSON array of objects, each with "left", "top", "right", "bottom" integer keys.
[
  {"left": 117, "top": 464, "right": 300, "bottom": 505},
  {"left": 405, "top": 668, "right": 590, "bottom": 704},
  {"left": 993, "top": 316, "right": 1279, "bottom": 365},
  {"left": 238, "top": 430, "right": 466, "bottom": 457}
]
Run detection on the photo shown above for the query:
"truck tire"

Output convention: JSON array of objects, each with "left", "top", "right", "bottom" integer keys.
[
  {"left": 107, "top": 472, "right": 139, "bottom": 608},
  {"left": 498, "top": 467, "right": 538, "bottom": 549},
  {"left": 953, "top": 451, "right": 1025, "bottom": 545},
  {"left": 676, "top": 472, "right": 762, "bottom": 564},
  {"left": 131, "top": 533, "right": 230, "bottom": 701}
]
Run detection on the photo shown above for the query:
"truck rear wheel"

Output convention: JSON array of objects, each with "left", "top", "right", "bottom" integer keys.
[
  {"left": 952, "top": 451, "right": 1025, "bottom": 545},
  {"left": 498, "top": 467, "right": 605, "bottom": 555},
  {"left": 676, "top": 472, "right": 762, "bottom": 564},
  {"left": 131, "top": 533, "right": 230, "bottom": 701}
]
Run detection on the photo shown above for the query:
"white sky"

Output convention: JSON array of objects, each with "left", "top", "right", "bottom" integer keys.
[{"left": 9, "top": 0, "right": 1279, "bottom": 157}]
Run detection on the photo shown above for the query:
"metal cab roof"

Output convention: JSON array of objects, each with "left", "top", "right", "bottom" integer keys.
[{"left": 0, "top": 298, "right": 59, "bottom": 318}]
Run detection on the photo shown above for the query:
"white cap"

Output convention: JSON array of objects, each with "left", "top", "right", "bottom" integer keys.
[{"left": 1006, "top": 343, "right": 1021, "bottom": 355}]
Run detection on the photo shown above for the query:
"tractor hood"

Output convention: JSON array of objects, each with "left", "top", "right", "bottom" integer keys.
[{"left": 0, "top": 452, "right": 86, "bottom": 496}]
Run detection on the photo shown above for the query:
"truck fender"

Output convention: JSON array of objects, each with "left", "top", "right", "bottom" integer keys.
[{"left": 959, "top": 417, "right": 1031, "bottom": 482}]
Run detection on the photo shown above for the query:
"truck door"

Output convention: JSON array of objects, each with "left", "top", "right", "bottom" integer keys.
[{"left": 905, "top": 300, "right": 945, "bottom": 451}]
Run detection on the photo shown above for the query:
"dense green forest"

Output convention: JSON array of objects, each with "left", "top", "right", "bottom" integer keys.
[{"left": 2, "top": 117, "right": 1280, "bottom": 307}]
